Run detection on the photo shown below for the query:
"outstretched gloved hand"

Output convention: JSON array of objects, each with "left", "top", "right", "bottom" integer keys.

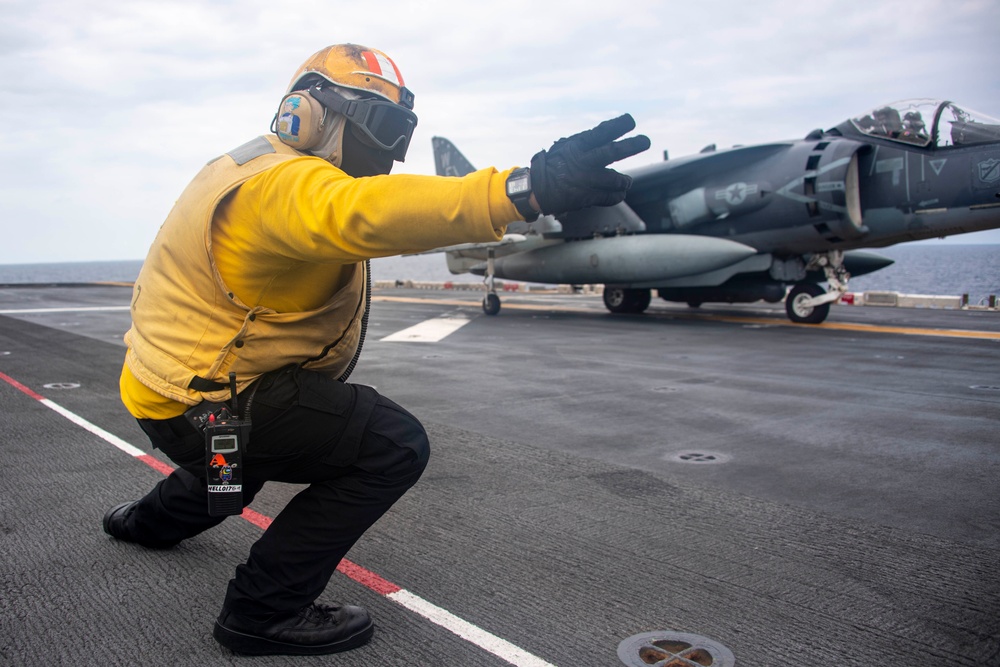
[{"left": 530, "top": 114, "right": 651, "bottom": 216}]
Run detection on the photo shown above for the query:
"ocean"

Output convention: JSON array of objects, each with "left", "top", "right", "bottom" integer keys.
[{"left": 1, "top": 244, "right": 997, "bottom": 305}]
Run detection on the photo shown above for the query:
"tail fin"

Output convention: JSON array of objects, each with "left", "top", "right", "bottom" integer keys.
[{"left": 432, "top": 137, "right": 476, "bottom": 177}]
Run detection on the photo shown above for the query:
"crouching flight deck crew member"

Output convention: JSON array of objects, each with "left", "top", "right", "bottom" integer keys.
[{"left": 103, "top": 43, "right": 650, "bottom": 656}]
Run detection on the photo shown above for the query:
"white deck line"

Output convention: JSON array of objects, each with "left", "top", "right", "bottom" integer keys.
[
  {"left": 380, "top": 316, "right": 472, "bottom": 342},
  {"left": 2, "top": 373, "right": 556, "bottom": 667}
]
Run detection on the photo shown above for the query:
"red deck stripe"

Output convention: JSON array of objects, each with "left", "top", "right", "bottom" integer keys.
[
  {"left": 240, "top": 506, "right": 272, "bottom": 530},
  {"left": 1, "top": 370, "right": 551, "bottom": 664},
  {"left": 137, "top": 454, "right": 176, "bottom": 476},
  {"left": 239, "top": 506, "right": 400, "bottom": 593},
  {"left": 336, "top": 559, "right": 402, "bottom": 595},
  {"left": 0, "top": 370, "right": 46, "bottom": 400},
  {"left": 2, "top": 370, "right": 408, "bottom": 598}
]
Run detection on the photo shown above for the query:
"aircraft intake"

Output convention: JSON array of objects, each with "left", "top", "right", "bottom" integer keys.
[{"left": 491, "top": 235, "right": 756, "bottom": 285}]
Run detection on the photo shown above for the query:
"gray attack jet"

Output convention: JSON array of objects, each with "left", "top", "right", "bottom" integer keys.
[{"left": 432, "top": 99, "right": 1000, "bottom": 323}]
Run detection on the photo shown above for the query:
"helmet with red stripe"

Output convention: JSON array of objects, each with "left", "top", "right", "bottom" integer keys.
[
  {"left": 276, "top": 44, "right": 417, "bottom": 166},
  {"left": 288, "top": 44, "right": 413, "bottom": 109}
]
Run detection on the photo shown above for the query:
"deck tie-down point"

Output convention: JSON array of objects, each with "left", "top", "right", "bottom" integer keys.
[{"left": 617, "top": 631, "right": 735, "bottom": 667}]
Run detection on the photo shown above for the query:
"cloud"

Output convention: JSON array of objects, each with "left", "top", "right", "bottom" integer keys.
[{"left": 1, "top": 0, "right": 999, "bottom": 263}]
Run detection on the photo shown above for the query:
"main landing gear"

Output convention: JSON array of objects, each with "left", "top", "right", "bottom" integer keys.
[
  {"left": 784, "top": 251, "right": 851, "bottom": 324},
  {"left": 603, "top": 287, "right": 651, "bottom": 314}
]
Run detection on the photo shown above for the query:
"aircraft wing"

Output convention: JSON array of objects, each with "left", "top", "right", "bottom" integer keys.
[
  {"left": 406, "top": 234, "right": 530, "bottom": 256},
  {"left": 549, "top": 201, "right": 648, "bottom": 238},
  {"left": 406, "top": 234, "right": 558, "bottom": 277}
]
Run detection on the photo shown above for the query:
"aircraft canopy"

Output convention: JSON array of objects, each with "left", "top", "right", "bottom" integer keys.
[{"left": 848, "top": 99, "right": 1000, "bottom": 148}]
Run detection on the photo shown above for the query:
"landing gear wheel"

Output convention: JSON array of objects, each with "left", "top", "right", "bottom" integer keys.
[
  {"left": 483, "top": 293, "right": 501, "bottom": 316},
  {"left": 603, "top": 288, "right": 651, "bottom": 314},
  {"left": 632, "top": 289, "right": 652, "bottom": 313},
  {"left": 482, "top": 247, "right": 501, "bottom": 315},
  {"left": 686, "top": 301, "right": 702, "bottom": 308},
  {"left": 786, "top": 283, "right": 830, "bottom": 324}
]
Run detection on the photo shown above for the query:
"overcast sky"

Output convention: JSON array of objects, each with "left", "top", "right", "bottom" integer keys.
[{"left": 1, "top": 0, "right": 999, "bottom": 265}]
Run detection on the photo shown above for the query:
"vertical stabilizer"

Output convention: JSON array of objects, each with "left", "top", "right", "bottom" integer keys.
[{"left": 432, "top": 137, "right": 476, "bottom": 177}]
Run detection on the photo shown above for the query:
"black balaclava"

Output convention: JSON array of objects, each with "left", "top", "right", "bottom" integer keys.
[{"left": 339, "top": 123, "right": 395, "bottom": 177}]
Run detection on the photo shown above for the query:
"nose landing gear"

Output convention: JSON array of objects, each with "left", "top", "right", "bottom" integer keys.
[{"left": 784, "top": 251, "right": 851, "bottom": 324}]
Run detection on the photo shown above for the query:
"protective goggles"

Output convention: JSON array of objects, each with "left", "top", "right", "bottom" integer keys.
[{"left": 309, "top": 84, "right": 418, "bottom": 161}]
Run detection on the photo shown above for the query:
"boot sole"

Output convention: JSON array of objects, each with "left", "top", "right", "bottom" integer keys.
[{"left": 213, "top": 619, "right": 374, "bottom": 655}]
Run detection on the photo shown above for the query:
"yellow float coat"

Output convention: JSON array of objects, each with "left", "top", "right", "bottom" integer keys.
[{"left": 122, "top": 135, "right": 516, "bottom": 419}]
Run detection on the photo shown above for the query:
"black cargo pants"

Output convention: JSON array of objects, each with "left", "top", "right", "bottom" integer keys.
[{"left": 123, "top": 365, "right": 429, "bottom": 616}]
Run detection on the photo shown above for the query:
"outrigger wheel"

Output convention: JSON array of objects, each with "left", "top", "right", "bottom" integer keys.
[
  {"left": 482, "top": 292, "right": 501, "bottom": 315},
  {"left": 482, "top": 247, "right": 501, "bottom": 315}
]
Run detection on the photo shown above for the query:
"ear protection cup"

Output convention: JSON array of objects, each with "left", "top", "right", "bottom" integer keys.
[{"left": 275, "top": 92, "right": 326, "bottom": 149}]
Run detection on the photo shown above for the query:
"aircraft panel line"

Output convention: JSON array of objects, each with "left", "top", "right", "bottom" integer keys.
[{"left": 0, "top": 369, "right": 556, "bottom": 667}]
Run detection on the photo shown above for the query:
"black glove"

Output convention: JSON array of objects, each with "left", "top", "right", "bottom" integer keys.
[{"left": 530, "top": 114, "right": 651, "bottom": 216}]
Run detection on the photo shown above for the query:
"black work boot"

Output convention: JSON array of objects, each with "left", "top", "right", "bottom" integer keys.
[
  {"left": 213, "top": 602, "right": 374, "bottom": 655},
  {"left": 102, "top": 501, "right": 179, "bottom": 549}
]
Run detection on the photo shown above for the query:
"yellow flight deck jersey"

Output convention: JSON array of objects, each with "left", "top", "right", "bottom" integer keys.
[{"left": 121, "top": 135, "right": 519, "bottom": 420}]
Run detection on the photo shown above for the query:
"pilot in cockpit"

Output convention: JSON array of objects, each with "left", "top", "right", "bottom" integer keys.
[
  {"left": 899, "top": 110, "right": 929, "bottom": 144},
  {"left": 872, "top": 106, "right": 904, "bottom": 138},
  {"left": 855, "top": 106, "right": 905, "bottom": 139}
]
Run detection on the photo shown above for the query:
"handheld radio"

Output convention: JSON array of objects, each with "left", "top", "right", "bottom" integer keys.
[{"left": 204, "top": 373, "right": 250, "bottom": 516}]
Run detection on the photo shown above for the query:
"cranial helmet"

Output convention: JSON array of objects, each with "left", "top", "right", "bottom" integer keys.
[
  {"left": 274, "top": 44, "right": 417, "bottom": 165},
  {"left": 288, "top": 44, "right": 412, "bottom": 105}
]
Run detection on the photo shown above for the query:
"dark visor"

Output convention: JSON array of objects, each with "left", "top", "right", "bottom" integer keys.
[{"left": 308, "top": 84, "right": 418, "bottom": 161}]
